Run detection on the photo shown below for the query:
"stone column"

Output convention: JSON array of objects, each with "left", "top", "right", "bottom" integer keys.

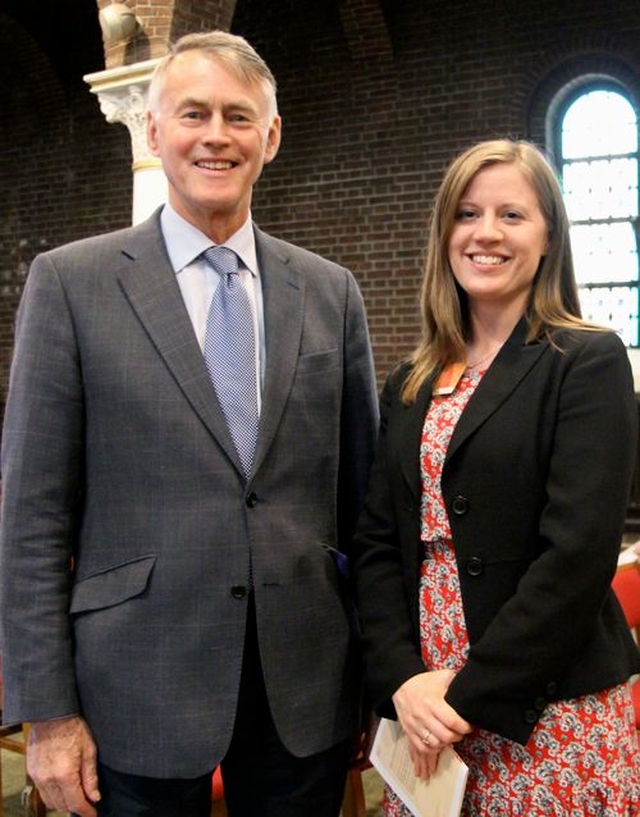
[{"left": 84, "top": 58, "right": 166, "bottom": 225}]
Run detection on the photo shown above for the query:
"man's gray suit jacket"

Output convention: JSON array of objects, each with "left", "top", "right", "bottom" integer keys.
[{"left": 0, "top": 209, "right": 379, "bottom": 778}]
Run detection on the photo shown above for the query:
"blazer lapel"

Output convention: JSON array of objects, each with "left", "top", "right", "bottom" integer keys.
[
  {"left": 251, "top": 228, "right": 305, "bottom": 474},
  {"left": 116, "top": 212, "right": 241, "bottom": 469},
  {"left": 446, "top": 317, "right": 547, "bottom": 462},
  {"left": 391, "top": 374, "right": 434, "bottom": 505},
  {"left": 392, "top": 318, "right": 547, "bottom": 499}
]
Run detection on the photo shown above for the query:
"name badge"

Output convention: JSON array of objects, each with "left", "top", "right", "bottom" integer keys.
[{"left": 433, "top": 362, "right": 466, "bottom": 396}]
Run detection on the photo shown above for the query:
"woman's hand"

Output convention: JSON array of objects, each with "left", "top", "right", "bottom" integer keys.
[{"left": 392, "top": 670, "right": 473, "bottom": 778}]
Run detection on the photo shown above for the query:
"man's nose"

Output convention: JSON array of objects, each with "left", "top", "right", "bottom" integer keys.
[{"left": 203, "top": 112, "right": 231, "bottom": 143}]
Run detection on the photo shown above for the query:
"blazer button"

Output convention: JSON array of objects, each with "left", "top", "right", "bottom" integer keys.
[
  {"left": 231, "top": 585, "right": 247, "bottom": 600},
  {"left": 546, "top": 681, "right": 558, "bottom": 697},
  {"left": 534, "top": 697, "right": 547, "bottom": 711},
  {"left": 466, "top": 556, "right": 484, "bottom": 577},
  {"left": 524, "top": 709, "right": 539, "bottom": 725},
  {"left": 451, "top": 495, "right": 469, "bottom": 515},
  {"left": 246, "top": 492, "right": 258, "bottom": 508}
]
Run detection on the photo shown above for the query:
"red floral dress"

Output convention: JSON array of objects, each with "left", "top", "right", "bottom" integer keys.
[{"left": 383, "top": 368, "right": 640, "bottom": 816}]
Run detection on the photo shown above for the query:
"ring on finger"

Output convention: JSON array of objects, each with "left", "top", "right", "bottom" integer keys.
[{"left": 420, "top": 728, "right": 432, "bottom": 746}]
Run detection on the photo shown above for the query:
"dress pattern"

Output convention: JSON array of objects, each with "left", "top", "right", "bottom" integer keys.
[{"left": 383, "top": 368, "right": 640, "bottom": 816}]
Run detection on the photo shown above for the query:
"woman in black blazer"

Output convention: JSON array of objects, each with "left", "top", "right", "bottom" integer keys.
[{"left": 353, "top": 140, "right": 640, "bottom": 814}]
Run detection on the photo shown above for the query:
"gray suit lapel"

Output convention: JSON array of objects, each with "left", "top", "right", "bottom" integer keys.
[
  {"left": 252, "top": 228, "right": 305, "bottom": 474},
  {"left": 116, "top": 213, "right": 241, "bottom": 470}
]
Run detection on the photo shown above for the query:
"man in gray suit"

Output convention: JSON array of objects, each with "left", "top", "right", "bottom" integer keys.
[{"left": 0, "top": 30, "right": 378, "bottom": 817}]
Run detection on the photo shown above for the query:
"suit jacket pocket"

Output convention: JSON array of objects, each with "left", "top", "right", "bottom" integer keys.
[
  {"left": 70, "top": 554, "right": 156, "bottom": 614},
  {"left": 296, "top": 348, "right": 339, "bottom": 375}
]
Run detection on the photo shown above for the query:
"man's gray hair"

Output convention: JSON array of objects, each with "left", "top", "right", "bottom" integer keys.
[{"left": 147, "top": 30, "right": 278, "bottom": 118}]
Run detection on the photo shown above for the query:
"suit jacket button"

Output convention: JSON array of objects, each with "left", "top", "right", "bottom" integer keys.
[
  {"left": 546, "top": 681, "right": 558, "bottom": 696},
  {"left": 466, "top": 556, "right": 484, "bottom": 576},
  {"left": 524, "top": 709, "right": 539, "bottom": 724},
  {"left": 246, "top": 492, "right": 258, "bottom": 508},
  {"left": 534, "top": 697, "right": 547, "bottom": 711},
  {"left": 451, "top": 495, "right": 469, "bottom": 515},
  {"left": 231, "top": 586, "right": 247, "bottom": 599}
]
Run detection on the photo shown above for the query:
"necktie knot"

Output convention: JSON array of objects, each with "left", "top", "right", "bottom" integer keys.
[{"left": 204, "top": 245, "right": 239, "bottom": 281}]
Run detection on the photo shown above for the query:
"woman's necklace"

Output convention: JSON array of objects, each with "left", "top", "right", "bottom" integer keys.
[
  {"left": 433, "top": 344, "right": 502, "bottom": 396},
  {"left": 466, "top": 348, "right": 499, "bottom": 370}
]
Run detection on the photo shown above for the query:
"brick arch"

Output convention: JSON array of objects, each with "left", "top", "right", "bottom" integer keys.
[
  {"left": 0, "top": 13, "right": 66, "bottom": 128},
  {"left": 0, "top": 13, "right": 67, "bottom": 270},
  {"left": 527, "top": 53, "right": 640, "bottom": 155},
  {"left": 0, "top": 15, "right": 71, "bottom": 411},
  {"left": 337, "top": 0, "right": 397, "bottom": 120},
  {"left": 96, "top": 0, "right": 238, "bottom": 70},
  {"left": 170, "top": 0, "right": 238, "bottom": 40},
  {"left": 338, "top": 0, "right": 392, "bottom": 66}
]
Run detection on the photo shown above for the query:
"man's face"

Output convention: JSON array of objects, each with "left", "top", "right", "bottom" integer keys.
[{"left": 147, "top": 50, "right": 281, "bottom": 242}]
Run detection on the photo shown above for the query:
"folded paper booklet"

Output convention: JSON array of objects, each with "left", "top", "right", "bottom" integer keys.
[{"left": 370, "top": 717, "right": 469, "bottom": 817}]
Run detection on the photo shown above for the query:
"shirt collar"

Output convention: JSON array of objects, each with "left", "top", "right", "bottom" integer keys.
[{"left": 159, "top": 203, "right": 258, "bottom": 277}]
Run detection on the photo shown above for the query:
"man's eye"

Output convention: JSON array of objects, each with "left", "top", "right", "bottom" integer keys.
[{"left": 183, "top": 111, "right": 204, "bottom": 120}]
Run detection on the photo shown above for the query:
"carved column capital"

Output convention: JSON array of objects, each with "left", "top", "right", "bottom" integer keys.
[
  {"left": 84, "top": 59, "right": 168, "bottom": 223},
  {"left": 85, "top": 58, "right": 160, "bottom": 166}
]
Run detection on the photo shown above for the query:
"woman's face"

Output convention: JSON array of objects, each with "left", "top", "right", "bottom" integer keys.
[{"left": 448, "top": 163, "right": 548, "bottom": 315}]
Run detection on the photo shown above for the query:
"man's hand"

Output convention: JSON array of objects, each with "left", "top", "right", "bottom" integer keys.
[{"left": 27, "top": 716, "right": 100, "bottom": 817}]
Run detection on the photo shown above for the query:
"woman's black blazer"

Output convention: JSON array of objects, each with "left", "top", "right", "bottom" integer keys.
[{"left": 353, "top": 318, "right": 640, "bottom": 744}]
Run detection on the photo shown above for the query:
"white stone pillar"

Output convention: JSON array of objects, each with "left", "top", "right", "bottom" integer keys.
[{"left": 84, "top": 59, "right": 166, "bottom": 225}]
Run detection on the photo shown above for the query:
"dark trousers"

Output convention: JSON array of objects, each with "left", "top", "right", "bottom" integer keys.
[{"left": 93, "top": 597, "right": 350, "bottom": 817}]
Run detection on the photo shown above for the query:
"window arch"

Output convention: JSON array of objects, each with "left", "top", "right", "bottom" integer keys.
[{"left": 552, "top": 82, "right": 640, "bottom": 346}]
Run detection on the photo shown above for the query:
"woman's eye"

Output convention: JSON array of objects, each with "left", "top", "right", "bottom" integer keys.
[{"left": 455, "top": 209, "right": 476, "bottom": 221}]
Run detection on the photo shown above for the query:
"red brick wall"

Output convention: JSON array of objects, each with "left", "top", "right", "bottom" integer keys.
[
  {"left": 0, "top": 9, "right": 132, "bottom": 414},
  {"left": 234, "top": 0, "right": 640, "bottom": 385},
  {"left": 2, "top": 0, "right": 640, "bottom": 417}
]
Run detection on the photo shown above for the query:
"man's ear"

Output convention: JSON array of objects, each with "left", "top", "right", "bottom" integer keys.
[
  {"left": 264, "top": 115, "right": 282, "bottom": 165},
  {"left": 146, "top": 110, "right": 160, "bottom": 156}
]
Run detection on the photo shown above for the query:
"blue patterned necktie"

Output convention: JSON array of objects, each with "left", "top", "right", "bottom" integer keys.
[{"left": 203, "top": 246, "right": 259, "bottom": 476}]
